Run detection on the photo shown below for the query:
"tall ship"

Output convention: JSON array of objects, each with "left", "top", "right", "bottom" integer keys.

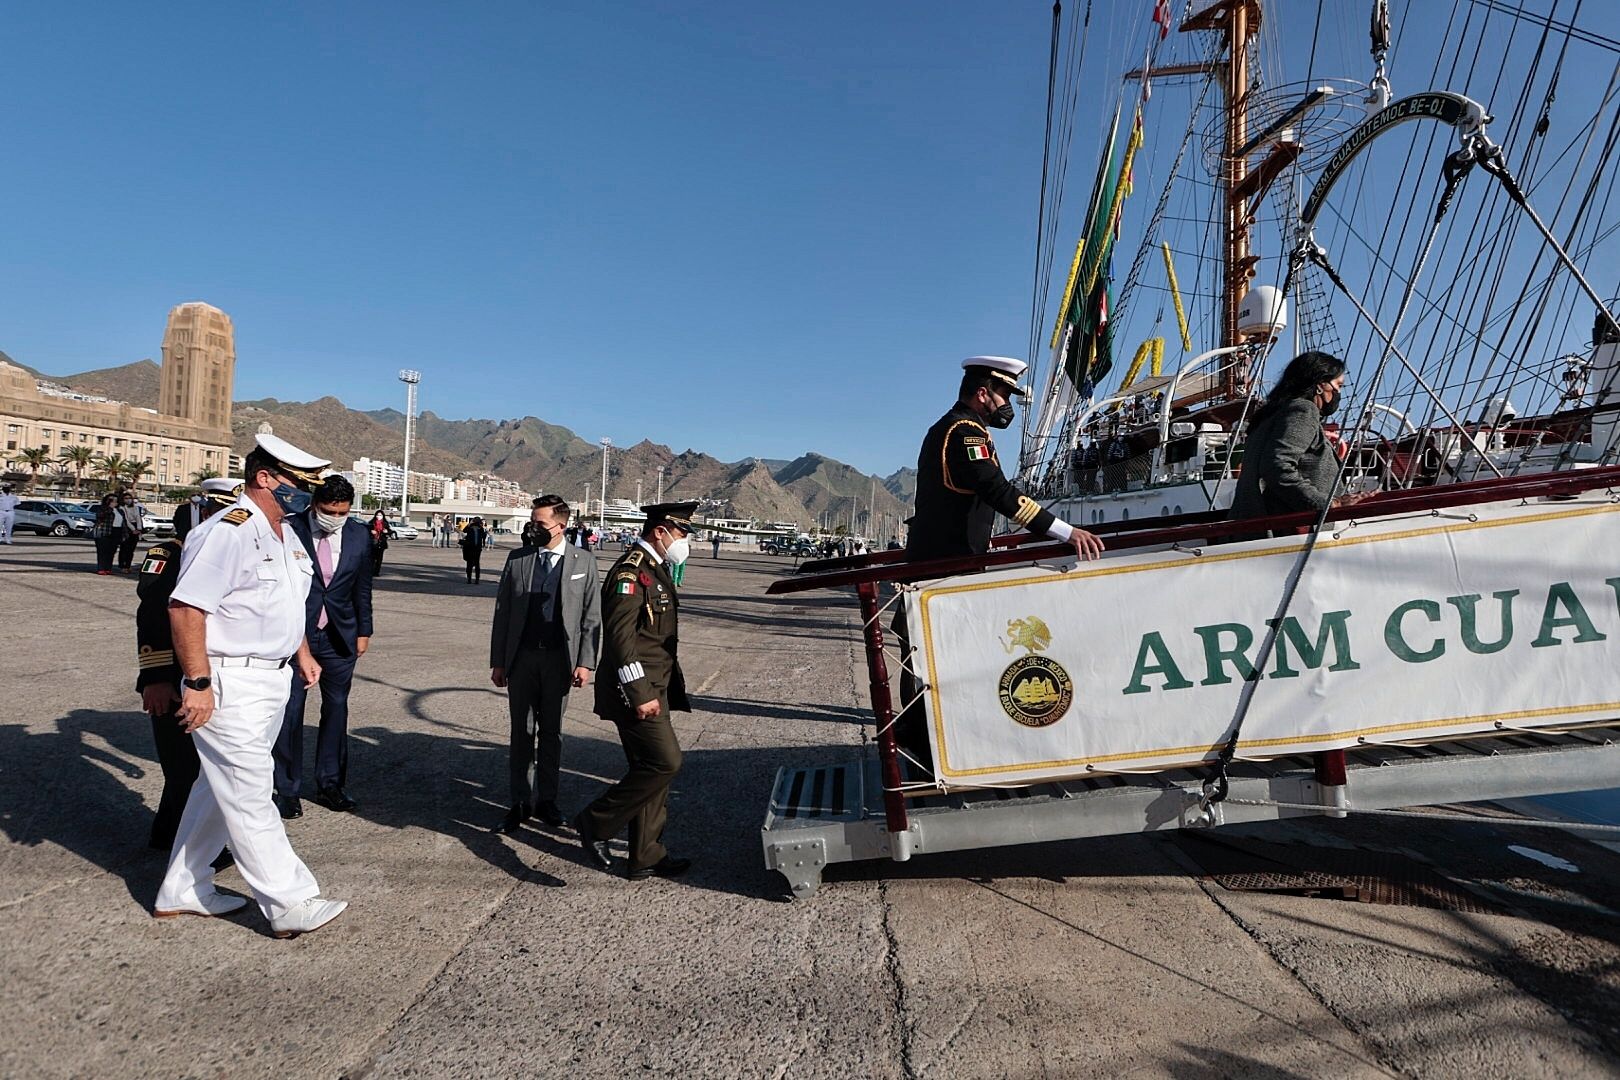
[
  {"left": 760, "top": 0, "right": 1620, "bottom": 898},
  {"left": 1017, "top": 0, "right": 1620, "bottom": 524}
]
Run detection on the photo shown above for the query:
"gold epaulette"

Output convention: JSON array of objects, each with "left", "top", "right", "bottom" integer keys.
[{"left": 221, "top": 508, "right": 251, "bottom": 526}]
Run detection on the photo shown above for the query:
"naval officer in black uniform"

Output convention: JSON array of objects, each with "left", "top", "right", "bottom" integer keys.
[
  {"left": 896, "top": 357, "right": 1104, "bottom": 765},
  {"left": 907, "top": 356, "right": 1104, "bottom": 562},
  {"left": 574, "top": 501, "right": 696, "bottom": 880}
]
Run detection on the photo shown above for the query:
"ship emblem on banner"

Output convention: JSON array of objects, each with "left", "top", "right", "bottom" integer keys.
[{"left": 997, "top": 616, "right": 1073, "bottom": 728}]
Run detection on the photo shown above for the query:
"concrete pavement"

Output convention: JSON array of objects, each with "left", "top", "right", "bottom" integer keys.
[{"left": 3, "top": 536, "right": 1619, "bottom": 1077}]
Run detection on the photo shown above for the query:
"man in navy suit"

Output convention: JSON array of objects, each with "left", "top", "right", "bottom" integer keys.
[{"left": 272, "top": 474, "right": 374, "bottom": 818}]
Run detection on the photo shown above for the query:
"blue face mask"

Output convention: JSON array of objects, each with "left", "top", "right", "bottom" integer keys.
[{"left": 272, "top": 483, "right": 313, "bottom": 516}]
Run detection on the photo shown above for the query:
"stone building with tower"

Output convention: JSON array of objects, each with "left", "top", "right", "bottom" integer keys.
[{"left": 0, "top": 301, "right": 236, "bottom": 488}]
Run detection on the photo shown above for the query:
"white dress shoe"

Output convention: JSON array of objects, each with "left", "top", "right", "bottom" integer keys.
[
  {"left": 153, "top": 892, "right": 250, "bottom": 919},
  {"left": 269, "top": 896, "right": 348, "bottom": 939}
]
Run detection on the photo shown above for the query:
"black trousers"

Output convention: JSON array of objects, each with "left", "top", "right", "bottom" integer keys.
[
  {"left": 273, "top": 631, "right": 358, "bottom": 795},
  {"left": 583, "top": 709, "right": 683, "bottom": 871},
  {"left": 890, "top": 606, "right": 931, "bottom": 774},
  {"left": 465, "top": 551, "right": 482, "bottom": 582},
  {"left": 94, "top": 534, "right": 118, "bottom": 572},
  {"left": 149, "top": 706, "right": 199, "bottom": 849},
  {"left": 117, "top": 529, "right": 140, "bottom": 569},
  {"left": 507, "top": 646, "right": 570, "bottom": 808}
]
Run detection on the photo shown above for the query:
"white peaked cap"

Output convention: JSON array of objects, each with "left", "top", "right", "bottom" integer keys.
[
  {"left": 201, "top": 477, "right": 243, "bottom": 505},
  {"left": 961, "top": 355, "right": 1030, "bottom": 397},
  {"left": 254, "top": 432, "right": 331, "bottom": 484}
]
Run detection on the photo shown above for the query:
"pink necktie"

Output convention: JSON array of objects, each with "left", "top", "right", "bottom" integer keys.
[{"left": 316, "top": 535, "right": 334, "bottom": 628}]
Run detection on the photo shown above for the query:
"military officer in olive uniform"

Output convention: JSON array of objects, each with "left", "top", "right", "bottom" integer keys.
[
  {"left": 574, "top": 501, "right": 696, "bottom": 880},
  {"left": 136, "top": 477, "right": 239, "bottom": 850}
]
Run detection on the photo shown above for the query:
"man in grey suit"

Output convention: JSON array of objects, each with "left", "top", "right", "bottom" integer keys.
[{"left": 491, "top": 494, "right": 601, "bottom": 833}]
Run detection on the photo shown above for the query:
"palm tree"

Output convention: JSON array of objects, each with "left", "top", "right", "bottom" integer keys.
[
  {"left": 11, "top": 448, "right": 52, "bottom": 492},
  {"left": 122, "top": 459, "right": 154, "bottom": 494},
  {"left": 94, "top": 454, "right": 128, "bottom": 494},
  {"left": 59, "top": 445, "right": 95, "bottom": 495},
  {"left": 190, "top": 467, "right": 221, "bottom": 484}
]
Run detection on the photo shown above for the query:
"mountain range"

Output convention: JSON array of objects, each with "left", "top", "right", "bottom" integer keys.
[{"left": 17, "top": 357, "right": 916, "bottom": 532}]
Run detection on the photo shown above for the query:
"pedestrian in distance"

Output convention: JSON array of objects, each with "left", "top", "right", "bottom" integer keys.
[
  {"left": 574, "top": 501, "right": 697, "bottom": 881},
  {"left": 367, "top": 510, "right": 392, "bottom": 576},
  {"left": 0, "top": 482, "right": 18, "bottom": 544},
  {"left": 462, "top": 516, "right": 488, "bottom": 583},
  {"left": 711, "top": 535, "right": 721, "bottom": 559},
  {"left": 135, "top": 477, "right": 240, "bottom": 852},
  {"left": 115, "top": 490, "right": 146, "bottom": 572},
  {"left": 153, "top": 432, "right": 348, "bottom": 939},
  {"left": 175, "top": 491, "right": 208, "bottom": 537},
  {"left": 272, "top": 474, "right": 375, "bottom": 820},
  {"left": 491, "top": 495, "right": 600, "bottom": 834},
  {"left": 92, "top": 493, "right": 120, "bottom": 574}
]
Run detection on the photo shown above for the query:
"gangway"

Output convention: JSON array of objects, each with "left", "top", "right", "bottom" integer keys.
[{"left": 762, "top": 465, "right": 1620, "bottom": 898}]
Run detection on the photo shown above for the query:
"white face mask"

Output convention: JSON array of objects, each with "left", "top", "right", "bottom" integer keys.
[
  {"left": 662, "top": 536, "right": 691, "bottom": 566},
  {"left": 315, "top": 510, "right": 350, "bottom": 534}
]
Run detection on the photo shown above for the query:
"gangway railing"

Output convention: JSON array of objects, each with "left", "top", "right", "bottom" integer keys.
[{"left": 762, "top": 463, "right": 1620, "bottom": 897}]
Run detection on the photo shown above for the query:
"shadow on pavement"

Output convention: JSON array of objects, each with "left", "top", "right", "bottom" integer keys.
[
  {"left": 692, "top": 694, "right": 868, "bottom": 725},
  {"left": 0, "top": 711, "right": 169, "bottom": 908}
]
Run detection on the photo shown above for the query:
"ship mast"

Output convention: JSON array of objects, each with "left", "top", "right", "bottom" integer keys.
[{"left": 1182, "top": 0, "right": 1263, "bottom": 395}]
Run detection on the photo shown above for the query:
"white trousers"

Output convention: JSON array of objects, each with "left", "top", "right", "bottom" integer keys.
[
  {"left": 0, "top": 510, "right": 13, "bottom": 543},
  {"left": 155, "top": 662, "right": 320, "bottom": 919}
]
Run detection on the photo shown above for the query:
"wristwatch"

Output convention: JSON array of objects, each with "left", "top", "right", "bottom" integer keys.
[{"left": 181, "top": 675, "right": 212, "bottom": 692}]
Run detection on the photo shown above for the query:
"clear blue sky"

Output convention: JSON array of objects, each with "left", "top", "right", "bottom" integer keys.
[{"left": 1, "top": 2, "right": 1611, "bottom": 474}]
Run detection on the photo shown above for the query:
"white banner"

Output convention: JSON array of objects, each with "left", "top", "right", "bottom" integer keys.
[{"left": 905, "top": 500, "right": 1620, "bottom": 787}]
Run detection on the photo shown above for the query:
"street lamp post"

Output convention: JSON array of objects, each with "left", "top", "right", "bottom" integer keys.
[
  {"left": 398, "top": 370, "right": 421, "bottom": 523},
  {"left": 599, "top": 437, "right": 611, "bottom": 532}
]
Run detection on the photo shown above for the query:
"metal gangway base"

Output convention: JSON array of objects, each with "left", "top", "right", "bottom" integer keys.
[{"left": 761, "top": 725, "right": 1620, "bottom": 899}]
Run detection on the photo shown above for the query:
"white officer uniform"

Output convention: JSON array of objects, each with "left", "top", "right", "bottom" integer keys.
[
  {"left": 0, "top": 488, "right": 18, "bottom": 544},
  {"left": 155, "top": 463, "right": 325, "bottom": 921}
]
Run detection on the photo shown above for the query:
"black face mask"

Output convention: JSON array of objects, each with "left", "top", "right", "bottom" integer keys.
[
  {"left": 986, "top": 401, "right": 1016, "bottom": 429},
  {"left": 1320, "top": 388, "right": 1341, "bottom": 417}
]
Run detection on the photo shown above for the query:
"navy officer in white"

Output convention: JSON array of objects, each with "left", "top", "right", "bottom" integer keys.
[
  {"left": 491, "top": 494, "right": 601, "bottom": 833},
  {"left": 273, "top": 473, "right": 374, "bottom": 819},
  {"left": 153, "top": 433, "right": 348, "bottom": 939}
]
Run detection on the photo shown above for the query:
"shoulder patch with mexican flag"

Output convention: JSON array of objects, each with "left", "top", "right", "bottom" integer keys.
[
  {"left": 141, "top": 554, "right": 168, "bottom": 575},
  {"left": 966, "top": 444, "right": 992, "bottom": 461},
  {"left": 613, "top": 574, "right": 638, "bottom": 595}
]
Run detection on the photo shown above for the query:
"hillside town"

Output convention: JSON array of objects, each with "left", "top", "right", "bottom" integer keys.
[{"left": 0, "top": 301, "right": 915, "bottom": 546}]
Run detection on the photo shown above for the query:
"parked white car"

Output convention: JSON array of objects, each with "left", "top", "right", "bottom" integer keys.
[{"left": 386, "top": 519, "right": 419, "bottom": 540}]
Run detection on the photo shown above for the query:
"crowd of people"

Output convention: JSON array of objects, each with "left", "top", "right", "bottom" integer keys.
[
  {"left": 100, "top": 348, "right": 1357, "bottom": 938},
  {"left": 127, "top": 434, "right": 702, "bottom": 938}
]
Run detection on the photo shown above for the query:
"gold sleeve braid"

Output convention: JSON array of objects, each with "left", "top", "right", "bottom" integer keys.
[{"left": 1013, "top": 495, "right": 1041, "bottom": 527}]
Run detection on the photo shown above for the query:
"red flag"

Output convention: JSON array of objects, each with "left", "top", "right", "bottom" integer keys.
[{"left": 1152, "top": 0, "right": 1172, "bottom": 39}]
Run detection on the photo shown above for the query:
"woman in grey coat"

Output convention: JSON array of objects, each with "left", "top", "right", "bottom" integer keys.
[{"left": 1229, "top": 351, "right": 1356, "bottom": 522}]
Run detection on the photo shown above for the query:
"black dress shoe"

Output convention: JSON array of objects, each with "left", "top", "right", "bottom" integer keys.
[
  {"left": 313, "top": 786, "right": 358, "bottom": 812},
  {"left": 534, "top": 800, "right": 565, "bottom": 827},
  {"left": 627, "top": 855, "right": 691, "bottom": 881},
  {"left": 498, "top": 803, "right": 531, "bottom": 836},
  {"left": 273, "top": 794, "right": 303, "bottom": 819},
  {"left": 572, "top": 811, "right": 613, "bottom": 871}
]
